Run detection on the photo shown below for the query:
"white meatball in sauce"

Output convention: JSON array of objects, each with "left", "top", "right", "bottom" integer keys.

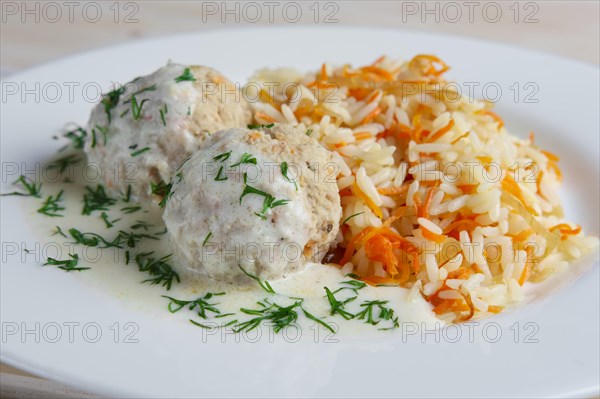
[
  {"left": 162, "top": 125, "right": 342, "bottom": 284},
  {"left": 85, "top": 63, "right": 251, "bottom": 201}
]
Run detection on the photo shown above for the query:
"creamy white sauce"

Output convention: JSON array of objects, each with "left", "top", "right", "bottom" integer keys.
[{"left": 20, "top": 159, "right": 442, "bottom": 338}]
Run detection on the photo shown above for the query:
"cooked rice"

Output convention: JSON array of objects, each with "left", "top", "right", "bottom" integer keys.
[{"left": 247, "top": 55, "right": 599, "bottom": 321}]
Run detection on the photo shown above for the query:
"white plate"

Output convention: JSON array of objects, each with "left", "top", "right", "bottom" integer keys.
[{"left": 1, "top": 27, "right": 599, "bottom": 398}]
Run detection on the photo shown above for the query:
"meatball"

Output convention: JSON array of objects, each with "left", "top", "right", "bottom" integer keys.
[
  {"left": 162, "top": 125, "right": 342, "bottom": 283},
  {"left": 85, "top": 62, "right": 252, "bottom": 201}
]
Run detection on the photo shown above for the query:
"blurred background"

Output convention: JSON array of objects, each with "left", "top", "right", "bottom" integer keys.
[{"left": 1, "top": 0, "right": 598, "bottom": 397}]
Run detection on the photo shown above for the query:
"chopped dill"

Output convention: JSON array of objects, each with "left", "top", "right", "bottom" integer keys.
[
  {"left": 247, "top": 123, "right": 274, "bottom": 130},
  {"left": 134, "top": 252, "right": 180, "bottom": 290},
  {"left": 280, "top": 162, "right": 297, "bottom": 190},
  {"left": 238, "top": 264, "right": 275, "bottom": 294},
  {"left": 37, "top": 190, "right": 65, "bottom": 217},
  {"left": 1, "top": 175, "right": 42, "bottom": 198},
  {"left": 174, "top": 68, "right": 197, "bottom": 83},
  {"left": 162, "top": 292, "right": 225, "bottom": 319},
  {"left": 82, "top": 185, "right": 116, "bottom": 215},
  {"left": 44, "top": 253, "right": 89, "bottom": 272},
  {"left": 230, "top": 153, "right": 257, "bottom": 167},
  {"left": 130, "top": 147, "right": 151, "bottom": 157}
]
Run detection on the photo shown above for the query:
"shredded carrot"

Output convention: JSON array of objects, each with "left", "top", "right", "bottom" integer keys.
[
  {"left": 421, "top": 224, "right": 447, "bottom": 243},
  {"left": 443, "top": 218, "right": 478, "bottom": 236},
  {"left": 529, "top": 131, "right": 535, "bottom": 143},
  {"left": 450, "top": 131, "right": 469, "bottom": 144},
  {"left": 541, "top": 150, "right": 560, "bottom": 163},
  {"left": 372, "top": 55, "right": 386, "bottom": 66},
  {"left": 409, "top": 54, "right": 449, "bottom": 76},
  {"left": 377, "top": 184, "right": 409, "bottom": 196},
  {"left": 339, "top": 226, "right": 378, "bottom": 266},
  {"left": 433, "top": 299, "right": 456, "bottom": 315},
  {"left": 550, "top": 223, "right": 581, "bottom": 240},
  {"left": 334, "top": 142, "right": 347, "bottom": 149},
  {"left": 359, "top": 66, "right": 394, "bottom": 81},
  {"left": 320, "top": 63, "right": 328, "bottom": 80},
  {"left": 518, "top": 246, "right": 535, "bottom": 285},
  {"left": 487, "top": 305, "right": 504, "bottom": 314},
  {"left": 457, "top": 183, "right": 478, "bottom": 194},
  {"left": 427, "top": 119, "right": 455, "bottom": 143},
  {"left": 548, "top": 161, "right": 562, "bottom": 181},
  {"left": 361, "top": 275, "right": 400, "bottom": 286},
  {"left": 354, "top": 131, "right": 373, "bottom": 141},
  {"left": 352, "top": 182, "right": 383, "bottom": 219},
  {"left": 476, "top": 109, "right": 504, "bottom": 128},
  {"left": 254, "top": 112, "right": 276, "bottom": 123},
  {"left": 420, "top": 181, "right": 440, "bottom": 219},
  {"left": 476, "top": 156, "right": 493, "bottom": 165},
  {"left": 457, "top": 289, "right": 475, "bottom": 321},
  {"left": 382, "top": 206, "right": 407, "bottom": 228},
  {"left": 536, "top": 170, "right": 546, "bottom": 200},
  {"left": 361, "top": 107, "right": 382, "bottom": 125},
  {"left": 501, "top": 174, "right": 538, "bottom": 216},
  {"left": 364, "top": 234, "right": 399, "bottom": 275},
  {"left": 510, "top": 228, "right": 534, "bottom": 243}
]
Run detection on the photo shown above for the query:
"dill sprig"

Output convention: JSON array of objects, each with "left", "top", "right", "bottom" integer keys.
[
  {"left": 134, "top": 252, "right": 180, "bottom": 290},
  {"left": 101, "top": 85, "right": 126, "bottom": 123},
  {"left": 238, "top": 264, "right": 275, "bottom": 294},
  {"left": 1, "top": 175, "right": 42, "bottom": 198},
  {"left": 324, "top": 287, "right": 356, "bottom": 320},
  {"left": 213, "top": 151, "right": 232, "bottom": 162},
  {"left": 130, "top": 147, "right": 150, "bottom": 157},
  {"left": 44, "top": 253, "right": 89, "bottom": 272},
  {"left": 82, "top": 185, "right": 117, "bottom": 215},
  {"left": 162, "top": 292, "right": 225, "bottom": 319},
  {"left": 150, "top": 180, "right": 172, "bottom": 208},
  {"left": 174, "top": 68, "right": 196, "bottom": 83},
  {"left": 355, "top": 300, "right": 399, "bottom": 330},
  {"left": 239, "top": 173, "right": 289, "bottom": 219},
  {"left": 230, "top": 153, "right": 257, "bottom": 167},
  {"left": 131, "top": 95, "right": 148, "bottom": 120},
  {"left": 62, "top": 126, "right": 87, "bottom": 150},
  {"left": 247, "top": 123, "right": 274, "bottom": 130},
  {"left": 341, "top": 212, "right": 365, "bottom": 225},
  {"left": 234, "top": 298, "right": 334, "bottom": 334},
  {"left": 280, "top": 162, "right": 297, "bottom": 190},
  {"left": 159, "top": 103, "right": 168, "bottom": 127},
  {"left": 37, "top": 190, "right": 65, "bottom": 217}
]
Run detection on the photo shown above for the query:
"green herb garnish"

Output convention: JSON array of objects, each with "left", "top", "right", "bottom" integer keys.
[
  {"left": 130, "top": 147, "right": 151, "bottom": 157},
  {"left": 280, "top": 161, "right": 297, "bottom": 190},
  {"left": 202, "top": 232, "right": 213, "bottom": 247},
  {"left": 134, "top": 252, "right": 180, "bottom": 290},
  {"left": 101, "top": 85, "right": 126, "bottom": 123},
  {"left": 247, "top": 123, "right": 274, "bottom": 130},
  {"left": 342, "top": 212, "right": 365, "bottom": 225},
  {"left": 238, "top": 264, "right": 275, "bottom": 294},
  {"left": 214, "top": 166, "right": 227, "bottom": 181},
  {"left": 324, "top": 287, "right": 356, "bottom": 320},
  {"left": 162, "top": 292, "right": 225, "bottom": 319},
  {"left": 150, "top": 180, "right": 172, "bottom": 208},
  {"left": 159, "top": 103, "right": 168, "bottom": 127},
  {"left": 174, "top": 68, "right": 196, "bottom": 83},
  {"left": 37, "top": 190, "right": 65, "bottom": 217},
  {"left": 213, "top": 151, "right": 232, "bottom": 162},
  {"left": 82, "top": 185, "right": 116, "bottom": 215},
  {"left": 131, "top": 96, "right": 148, "bottom": 121},
  {"left": 1, "top": 175, "right": 42, "bottom": 197},
  {"left": 44, "top": 253, "right": 89, "bottom": 272},
  {"left": 230, "top": 153, "right": 257, "bottom": 167},
  {"left": 62, "top": 127, "right": 87, "bottom": 150}
]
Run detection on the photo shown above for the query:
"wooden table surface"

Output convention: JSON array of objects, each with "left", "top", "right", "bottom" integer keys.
[{"left": 1, "top": 1, "right": 598, "bottom": 397}]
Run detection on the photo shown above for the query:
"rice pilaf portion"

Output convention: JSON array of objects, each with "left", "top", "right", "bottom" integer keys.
[{"left": 248, "top": 55, "right": 598, "bottom": 322}]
